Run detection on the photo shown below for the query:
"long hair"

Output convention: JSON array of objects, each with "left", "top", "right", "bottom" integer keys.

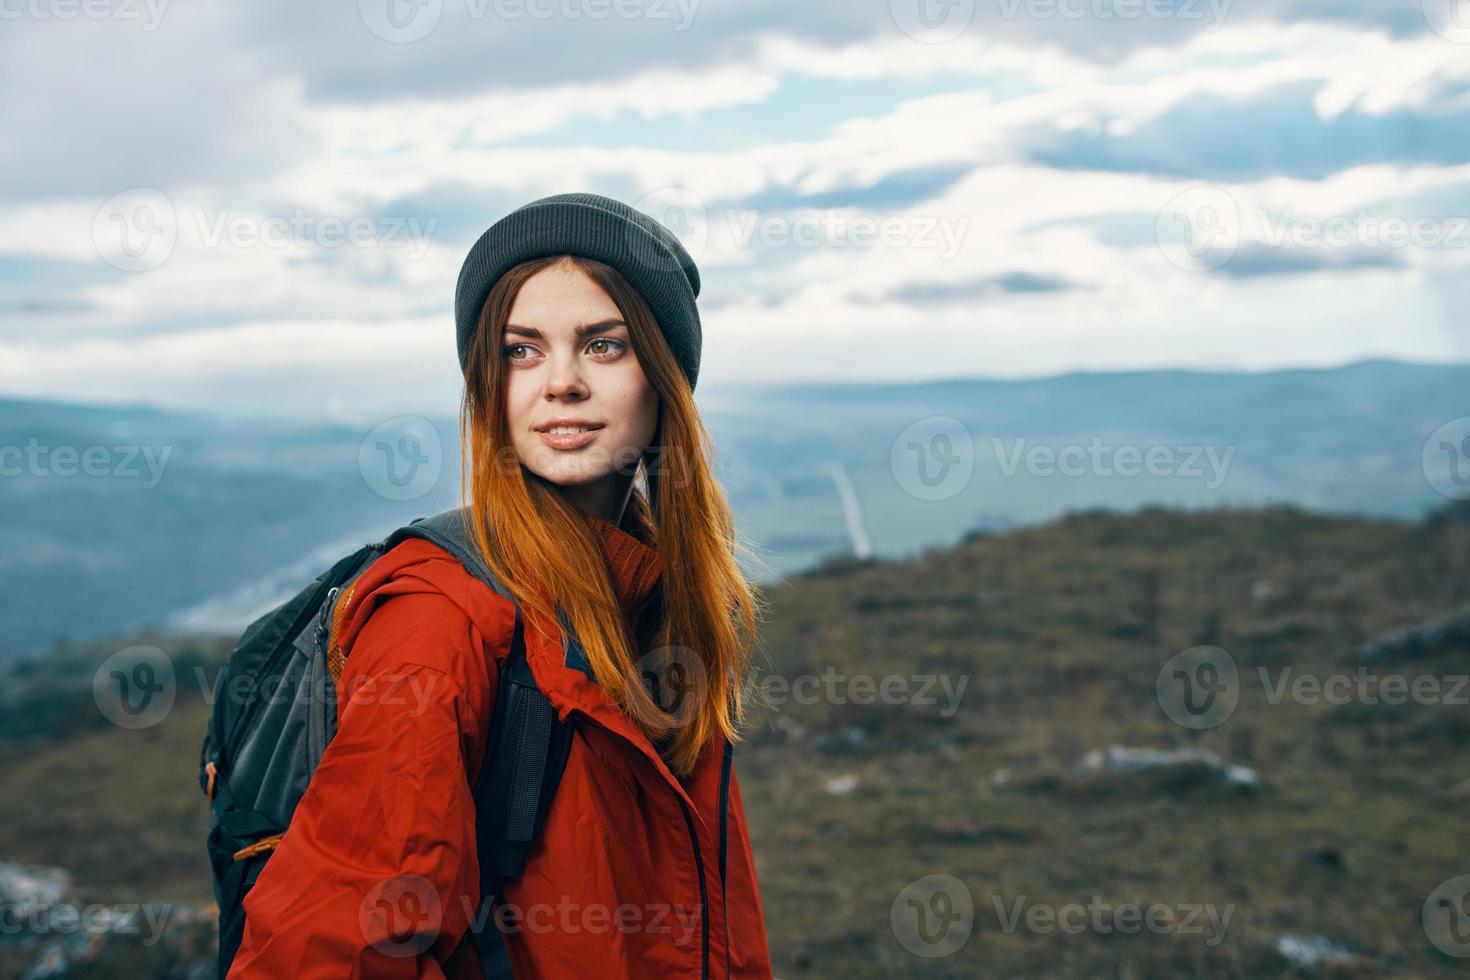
[{"left": 458, "top": 253, "right": 764, "bottom": 776}]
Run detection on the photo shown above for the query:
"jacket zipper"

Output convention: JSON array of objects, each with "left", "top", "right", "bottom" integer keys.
[
  {"left": 676, "top": 795, "right": 711, "bottom": 980},
  {"left": 578, "top": 713, "right": 711, "bottom": 979}
]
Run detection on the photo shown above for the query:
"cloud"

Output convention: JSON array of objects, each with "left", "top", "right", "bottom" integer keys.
[
  {"left": 721, "top": 163, "right": 974, "bottom": 212},
  {"left": 1215, "top": 243, "right": 1406, "bottom": 277},
  {"left": 1, "top": 8, "right": 1467, "bottom": 415},
  {"left": 185, "top": 0, "right": 1449, "bottom": 103},
  {"left": 879, "top": 271, "right": 1078, "bottom": 304},
  {"left": 0, "top": 10, "right": 315, "bottom": 201},
  {"left": 1030, "top": 80, "right": 1470, "bottom": 181}
]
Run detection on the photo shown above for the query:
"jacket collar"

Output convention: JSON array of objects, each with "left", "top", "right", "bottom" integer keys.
[
  {"left": 525, "top": 511, "right": 719, "bottom": 815},
  {"left": 553, "top": 510, "right": 663, "bottom": 676},
  {"left": 587, "top": 510, "right": 663, "bottom": 621}
]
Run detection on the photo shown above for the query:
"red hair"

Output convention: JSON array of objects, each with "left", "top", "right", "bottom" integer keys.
[{"left": 458, "top": 254, "right": 765, "bottom": 776}]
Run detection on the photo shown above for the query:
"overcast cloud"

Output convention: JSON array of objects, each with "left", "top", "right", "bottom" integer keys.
[{"left": 0, "top": 0, "right": 1465, "bottom": 419}]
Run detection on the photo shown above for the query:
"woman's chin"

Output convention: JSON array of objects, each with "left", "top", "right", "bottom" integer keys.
[{"left": 528, "top": 457, "right": 612, "bottom": 488}]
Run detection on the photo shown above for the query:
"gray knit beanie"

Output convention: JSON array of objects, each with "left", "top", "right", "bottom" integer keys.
[{"left": 454, "top": 192, "right": 703, "bottom": 391}]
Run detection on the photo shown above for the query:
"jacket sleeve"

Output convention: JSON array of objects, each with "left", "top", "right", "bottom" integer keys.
[{"left": 228, "top": 591, "right": 498, "bottom": 980}]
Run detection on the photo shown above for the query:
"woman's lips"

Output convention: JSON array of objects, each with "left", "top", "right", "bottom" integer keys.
[{"left": 538, "top": 425, "right": 604, "bottom": 450}]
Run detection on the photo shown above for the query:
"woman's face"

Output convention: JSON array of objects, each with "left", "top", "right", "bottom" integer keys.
[{"left": 501, "top": 260, "right": 660, "bottom": 503}]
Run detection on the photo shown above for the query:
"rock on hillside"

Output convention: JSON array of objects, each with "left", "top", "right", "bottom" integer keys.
[{"left": 0, "top": 859, "right": 215, "bottom": 980}]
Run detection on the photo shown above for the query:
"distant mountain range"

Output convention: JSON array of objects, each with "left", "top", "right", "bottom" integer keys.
[{"left": 1, "top": 358, "right": 1464, "bottom": 664}]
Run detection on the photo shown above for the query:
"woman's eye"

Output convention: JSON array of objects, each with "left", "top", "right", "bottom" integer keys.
[{"left": 504, "top": 339, "right": 623, "bottom": 362}]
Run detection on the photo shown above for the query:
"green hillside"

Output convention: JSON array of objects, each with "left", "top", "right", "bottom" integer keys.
[{"left": 2, "top": 503, "right": 1467, "bottom": 977}]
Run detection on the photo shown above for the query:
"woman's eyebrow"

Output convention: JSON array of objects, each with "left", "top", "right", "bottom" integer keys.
[{"left": 504, "top": 319, "right": 627, "bottom": 339}]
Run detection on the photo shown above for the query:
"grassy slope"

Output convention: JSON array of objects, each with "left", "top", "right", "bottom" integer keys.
[
  {"left": 737, "top": 505, "right": 1470, "bottom": 978},
  {"left": 1, "top": 505, "right": 1466, "bottom": 977}
]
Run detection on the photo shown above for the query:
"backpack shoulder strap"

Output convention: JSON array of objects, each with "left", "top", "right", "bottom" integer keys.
[
  {"left": 467, "top": 615, "right": 578, "bottom": 979},
  {"left": 384, "top": 507, "right": 511, "bottom": 601},
  {"left": 385, "top": 507, "right": 577, "bottom": 979}
]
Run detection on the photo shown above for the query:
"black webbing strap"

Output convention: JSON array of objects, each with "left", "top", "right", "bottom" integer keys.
[
  {"left": 385, "top": 508, "right": 578, "bottom": 980},
  {"left": 468, "top": 615, "right": 576, "bottom": 980},
  {"left": 476, "top": 631, "right": 578, "bottom": 885},
  {"left": 503, "top": 687, "right": 553, "bottom": 846}
]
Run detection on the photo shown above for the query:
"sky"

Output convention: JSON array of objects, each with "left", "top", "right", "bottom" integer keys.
[{"left": 1, "top": 0, "right": 1467, "bottom": 421}]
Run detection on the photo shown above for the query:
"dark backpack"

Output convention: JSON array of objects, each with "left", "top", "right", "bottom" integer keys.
[{"left": 199, "top": 507, "right": 576, "bottom": 979}]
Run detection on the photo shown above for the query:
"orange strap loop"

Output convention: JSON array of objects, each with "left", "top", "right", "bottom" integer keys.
[
  {"left": 233, "top": 834, "right": 284, "bottom": 862},
  {"left": 326, "top": 580, "right": 358, "bottom": 683}
]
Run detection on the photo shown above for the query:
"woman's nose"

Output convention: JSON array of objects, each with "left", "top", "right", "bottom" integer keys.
[{"left": 544, "top": 355, "right": 589, "bottom": 400}]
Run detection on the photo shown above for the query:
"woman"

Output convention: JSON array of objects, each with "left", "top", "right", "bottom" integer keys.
[{"left": 228, "top": 193, "right": 774, "bottom": 978}]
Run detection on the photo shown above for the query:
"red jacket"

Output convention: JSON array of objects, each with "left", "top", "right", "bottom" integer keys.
[{"left": 228, "top": 513, "right": 773, "bottom": 979}]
